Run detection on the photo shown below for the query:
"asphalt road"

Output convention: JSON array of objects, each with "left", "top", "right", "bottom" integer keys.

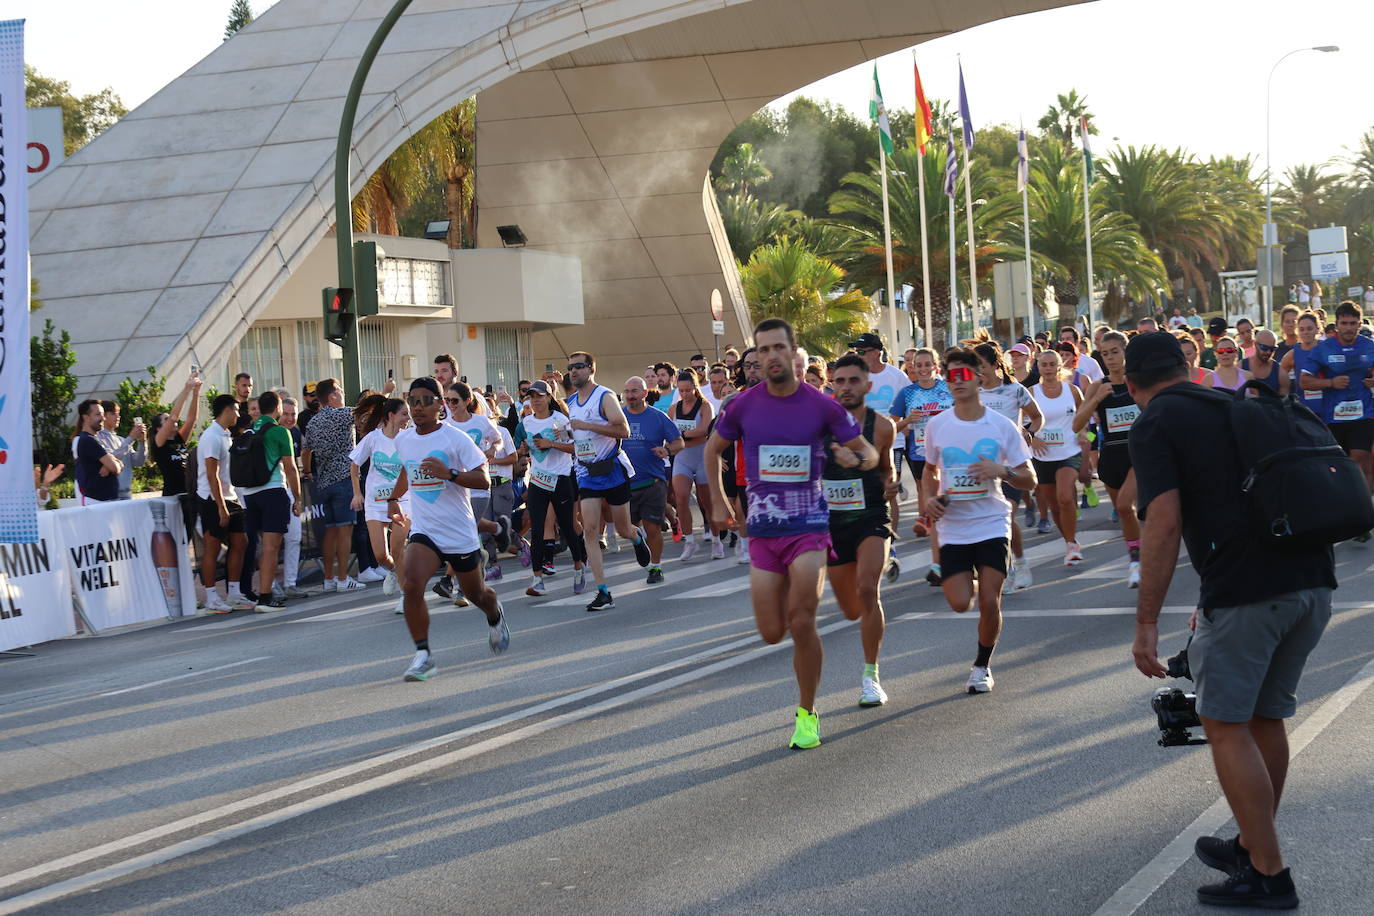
[{"left": 3, "top": 500, "right": 1373, "bottom": 915}]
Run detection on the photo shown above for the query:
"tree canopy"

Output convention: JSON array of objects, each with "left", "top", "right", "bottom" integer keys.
[{"left": 24, "top": 65, "right": 127, "bottom": 156}]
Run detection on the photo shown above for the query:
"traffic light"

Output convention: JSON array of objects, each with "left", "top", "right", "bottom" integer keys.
[
  {"left": 353, "top": 241, "right": 385, "bottom": 317},
  {"left": 323, "top": 287, "right": 353, "bottom": 343}
]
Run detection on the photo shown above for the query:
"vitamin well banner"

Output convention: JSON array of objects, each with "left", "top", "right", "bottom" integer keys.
[
  {"left": 0, "top": 510, "right": 75, "bottom": 651},
  {"left": 0, "top": 20, "right": 36, "bottom": 544},
  {"left": 51, "top": 501, "right": 170, "bottom": 631}
]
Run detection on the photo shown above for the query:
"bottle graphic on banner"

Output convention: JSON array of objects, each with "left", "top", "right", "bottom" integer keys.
[{"left": 148, "top": 500, "right": 181, "bottom": 615}]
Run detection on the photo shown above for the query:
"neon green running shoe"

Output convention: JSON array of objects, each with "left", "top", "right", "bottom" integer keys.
[
  {"left": 788, "top": 707, "right": 821, "bottom": 750},
  {"left": 1085, "top": 484, "right": 1100, "bottom": 508}
]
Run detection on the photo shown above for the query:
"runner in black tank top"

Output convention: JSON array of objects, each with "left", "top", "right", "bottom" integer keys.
[
  {"left": 1072, "top": 331, "right": 1143, "bottom": 588},
  {"left": 824, "top": 358, "right": 897, "bottom": 707}
]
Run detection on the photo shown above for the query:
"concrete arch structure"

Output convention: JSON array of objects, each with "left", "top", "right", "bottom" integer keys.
[{"left": 30, "top": 0, "right": 1083, "bottom": 395}]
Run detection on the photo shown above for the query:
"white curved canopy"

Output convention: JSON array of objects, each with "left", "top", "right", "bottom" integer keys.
[{"left": 30, "top": 0, "right": 1085, "bottom": 394}]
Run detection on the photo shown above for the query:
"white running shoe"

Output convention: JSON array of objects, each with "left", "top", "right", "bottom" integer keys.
[
  {"left": 736, "top": 537, "right": 749, "bottom": 565},
  {"left": 321, "top": 579, "right": 338, "bottom": 592},
  {"left": 605, "top": 531, "right": 620, "bottom": 553},
  {"left": 966, "top": 666, "right": 995, "bottom": 694},
  {"left": 337, "top": 577, "right": 366, "bottom": 592},
  {"left": 227, "top": 593, "right": 257, "bottom": 611},
  {"left": 202, "top": 591, "right": 232, "bottom": 614},
  {"left": 680, "top": 540, "right": 698, "bottom": 562},
  {"left": 357, "top": 566, "right": 386, "bottom": 583},
  {"left": 1015, "top": 561, "right": 1032, "bottom": 590},
  {"left": 1064, "top": 542, "right": 1083, "bottom": 566},
  {"left": 710, "top": 538, "right": 725, "bottom": 560},
  {"left": 1127, "top": 560, "right": 1141, "bottom": 589},
  {"left": 393, "top": 595, "right": 405, "bottom": 614},
  {"left": 858, "top": 676, "right": 888, "bottom": 707},
  {"left": 403, "top": 650, "right": 435, "bottom": 681},
  {"left": 1002, "top": 564, "right": 1018, "bottom": 595},
  {"left": 382, "top": 568, "right": 398, "bottom": 596}
]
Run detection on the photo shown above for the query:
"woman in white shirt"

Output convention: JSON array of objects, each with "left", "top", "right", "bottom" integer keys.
[
  {"left": 350, "top": 397, "right": 410, "bottom": 606},
  {"left": 1029, "top": 349, "right": 1086, "bottom": 566},
  {"left": 519, "top": 380, "right": 588, "bottom": 597}
]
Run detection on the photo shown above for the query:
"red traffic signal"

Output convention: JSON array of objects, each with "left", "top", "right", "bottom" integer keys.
[{"left": 323, "top": 287, "right": 354, "bottom": 342}]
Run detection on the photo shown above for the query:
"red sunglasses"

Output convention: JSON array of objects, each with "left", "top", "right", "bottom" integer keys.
[{"left": 945, "top": 366, "right": 976, "bottom": 382}]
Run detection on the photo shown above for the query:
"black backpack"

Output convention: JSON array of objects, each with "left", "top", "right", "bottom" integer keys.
[
  {"left": 229, "top": 424, "right": 276, "bottom": 489},
  {"left": 1165, "top": 381, "right": 1374, "bottom": 549}
]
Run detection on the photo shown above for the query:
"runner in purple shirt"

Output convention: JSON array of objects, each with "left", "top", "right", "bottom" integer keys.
[{"left": 706, "top": 317, "right": 876, "bottom": 751}]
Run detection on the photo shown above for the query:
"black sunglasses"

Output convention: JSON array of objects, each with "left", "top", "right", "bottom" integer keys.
[
  {"left": 566, "top": 362, "right": 589, "bottom": 372},
  {"left": 407, "top": 394, "right": 438, "bottom": 408}
]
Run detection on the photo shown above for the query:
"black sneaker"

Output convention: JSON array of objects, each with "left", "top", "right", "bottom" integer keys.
[
  {"left": 585, "top": 589, "right": 615, "bottom": 612},
  {"left": 597, "top": 538, "right": 609, "bottom": 552},
  {"left": 926, "top": 567, "right": 943, "bottom": 587},
  {"left": 1196, "top": 834, "right": 1249, "bottom": 874},
  {"left": 493, "top": 516, "right": 511, "bottom": 553},
  {"left": 254, "top": 595, "right": 288, "bottom": 612},
  {"left": 432, "top": 575, "right": 454, "bottom": 599},
  {"left": 646, "top": 566, "right": 664, "bottom": 585},
  {"left": 1197, "top": 864, "right": 1297, "bottom": 909},
  {"left": 632, "top": 528, "right": 651, "bottom": 567}
]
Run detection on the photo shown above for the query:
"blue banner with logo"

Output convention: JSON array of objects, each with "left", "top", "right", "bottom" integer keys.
[{"left": 0, "top": 20, "right": 36, "bottom": 543}]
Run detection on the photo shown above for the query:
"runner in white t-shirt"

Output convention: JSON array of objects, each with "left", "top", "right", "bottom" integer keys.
[
  {"left": 922, "top": 347, "right": 1036, "bottom": 694},
  {"left": 387, "top": 378, "right": 510, "bottom": 683},
  {"left": 349, "top": 396, "right": 410, "bottom": 612}
]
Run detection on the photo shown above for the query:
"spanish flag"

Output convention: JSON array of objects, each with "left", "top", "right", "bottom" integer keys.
[{"left": 913, "top": 58, "right": 933, "bottom": 154}]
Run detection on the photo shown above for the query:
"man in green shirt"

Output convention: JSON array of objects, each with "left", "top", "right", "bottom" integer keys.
[{"left": 241, "top": 390, "right": 303, "bottom": 610}]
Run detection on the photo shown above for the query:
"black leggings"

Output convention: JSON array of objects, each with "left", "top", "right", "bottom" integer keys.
[{"left": 525, "top": 475, "right": 586, "bottom": 569}]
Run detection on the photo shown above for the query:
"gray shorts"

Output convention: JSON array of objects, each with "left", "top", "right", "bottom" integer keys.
[
  {"left": 1191, "top": 587, "right": 1332, "bottom": 723},
  {"left": 673, "top": 445, "right": 709, "bottom": 484},
  {"left": 629, "top": 478, "right": 668, "bottom": 525}
]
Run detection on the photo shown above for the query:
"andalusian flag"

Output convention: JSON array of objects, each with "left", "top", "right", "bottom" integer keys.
[
  {"left": 869, "top": 64, "right": 894, "bottom": 156},
  {"left": 1080, "top": 115, "right": 1094, "bottom": 184},
  {"left": 913, "top": 57, "right": 933, "bottom": 154}
]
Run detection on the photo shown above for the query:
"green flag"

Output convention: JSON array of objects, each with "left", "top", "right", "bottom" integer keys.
[
  {"left": 869, "top": 64, "right": 894, "bottom": 157},
  {"left": 1079, "top": 115, "right": 1094, "bottom": 185}
]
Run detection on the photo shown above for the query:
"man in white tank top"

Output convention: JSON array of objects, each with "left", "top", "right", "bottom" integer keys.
[{"left": 565, "top": 351, "right": 653, "bottom": 612}]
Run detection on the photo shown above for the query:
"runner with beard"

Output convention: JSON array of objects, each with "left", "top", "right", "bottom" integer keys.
[
  {"left": 823, "top": 355, "right": 897, "bottom": 706},
  {"left": 706, "top": 319, "right": 875, "bottom": 749}
]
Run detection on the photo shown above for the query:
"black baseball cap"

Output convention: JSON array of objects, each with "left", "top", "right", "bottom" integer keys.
[
  {"left": 1207, "top": 317, "right": 1228, "bottom": 336},
  {"left": 849, "top": 332, "right": 885, "bottom": 351},
  {"left": 1017, "top": 335, "right": 1035, "bottom": 346},
  {"left": 1125, "top": 331, "right": 1187, "bottom": 377},
  {"left": 526, "top": 380, "right": 552, "bottom": 396}
]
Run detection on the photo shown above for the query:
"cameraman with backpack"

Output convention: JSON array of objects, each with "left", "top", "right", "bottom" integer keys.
[
  {"left": 234, "top": 391, "right": 302, "bottom": 610},
  {"left": 1125, "top": 332, "right": 1336, "bottom": 910}
]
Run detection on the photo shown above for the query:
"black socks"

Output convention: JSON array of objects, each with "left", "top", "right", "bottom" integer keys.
[{"left": 974, "top": 642, "right": 996, "bottom": 668}]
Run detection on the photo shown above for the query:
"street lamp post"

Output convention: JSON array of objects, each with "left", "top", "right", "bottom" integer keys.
[{"left": 1264, "top": 44, "right": 1338, "bottom": 322}]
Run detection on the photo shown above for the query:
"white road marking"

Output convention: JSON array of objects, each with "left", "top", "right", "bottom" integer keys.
[
  {"left": 95, "top": 658, "right": 272, "bottom": 697},
  {"left": 1091, "top": 653, "right": 1374, "bottom": 916}
]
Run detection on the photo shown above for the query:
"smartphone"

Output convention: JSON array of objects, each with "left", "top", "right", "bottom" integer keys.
[
  {"left": 460, "top": 375, "right": 468, "bottom": 383},
  {"left": 133, "top": 417, "right": 144, "bottom": 427},
  {"left": 388, "top": 368, "right": 394, "bottom": 380},
  {"left": 546, "top": 363, "right": 554, "bottom": 372},
  {"left": 485, "top": 384, "right": 494, "bottom": 395},
  {"left": 497, "top": 385, "right": 508, "bottom": 397}
]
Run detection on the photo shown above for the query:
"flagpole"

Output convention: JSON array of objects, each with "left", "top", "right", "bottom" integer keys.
[
  {"left": 949, "top": 187, "right": 958, "bottom": 347},
  {"left": 1080, "top": 132, "right": 1096, "bottom": 331},
  {"left": 1021, "top": 177, "right": 1034, "bottom": 340},
  {"left": 1018, "top": 122, "right": 1034, "bottom": 339},
  {"left": 879, "top": 141, "right": 898, "bottom": 350},
  {"left": 916, "top": 145, "right": 933, "bottom": 346},
  {"left": 957, "top": 59, "right": 978, "bottom": 336}
]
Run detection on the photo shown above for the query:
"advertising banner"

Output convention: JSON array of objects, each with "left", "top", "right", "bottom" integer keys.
[
  {"left": 0, "top": 20, "right": 35, "bottom": 544},
  {"left": 149, "top": 497, "right": 198, "bottom": 617},
  {"left": 27, "top": 105, "right": 63, "bottom": 184},
  {"left": 51, "top": 501, "right": 168, "bottom": 631},
  {"left": 0, "top": 510, "right": 75, "bottom": 651}
]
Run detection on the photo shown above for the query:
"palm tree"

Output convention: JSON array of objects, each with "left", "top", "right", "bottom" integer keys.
[
  {"left": 739, "top": 237, "right": 876, "bottom": 357},
  {"left": 825, "top": 141, "right": 1011, "bottom": 340},
  {"left": 1341, "top": 129, "right": 1374, "bottom": 230},
  {"left": 1037, "top": 90, "right": 1096, "bottom": 146},
  {"left": 1007, "top": 139, "right": 1167, "bottom": 327},
  {"left": 1273, "top": 163, "right": 1344, "bottom": 234},
  {"left": 352, "top": 98, "right": 477, "bottom": 248},
  {"left": 717, "top": 192, "right": 801, "bottom": 261},
  {"left": 1098, "top": 146, "right": 1260, "bottom": 311},
  {"left": 716, "top": 142, "right": 773, "bottom": 195}
]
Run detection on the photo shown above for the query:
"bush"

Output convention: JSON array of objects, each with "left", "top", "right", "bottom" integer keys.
[
  {"left": 115, "top": 367, "right": 173, "bottom": 494},
  {"left": 30, "top": 318, "right": 79, "bottom": 469}
]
